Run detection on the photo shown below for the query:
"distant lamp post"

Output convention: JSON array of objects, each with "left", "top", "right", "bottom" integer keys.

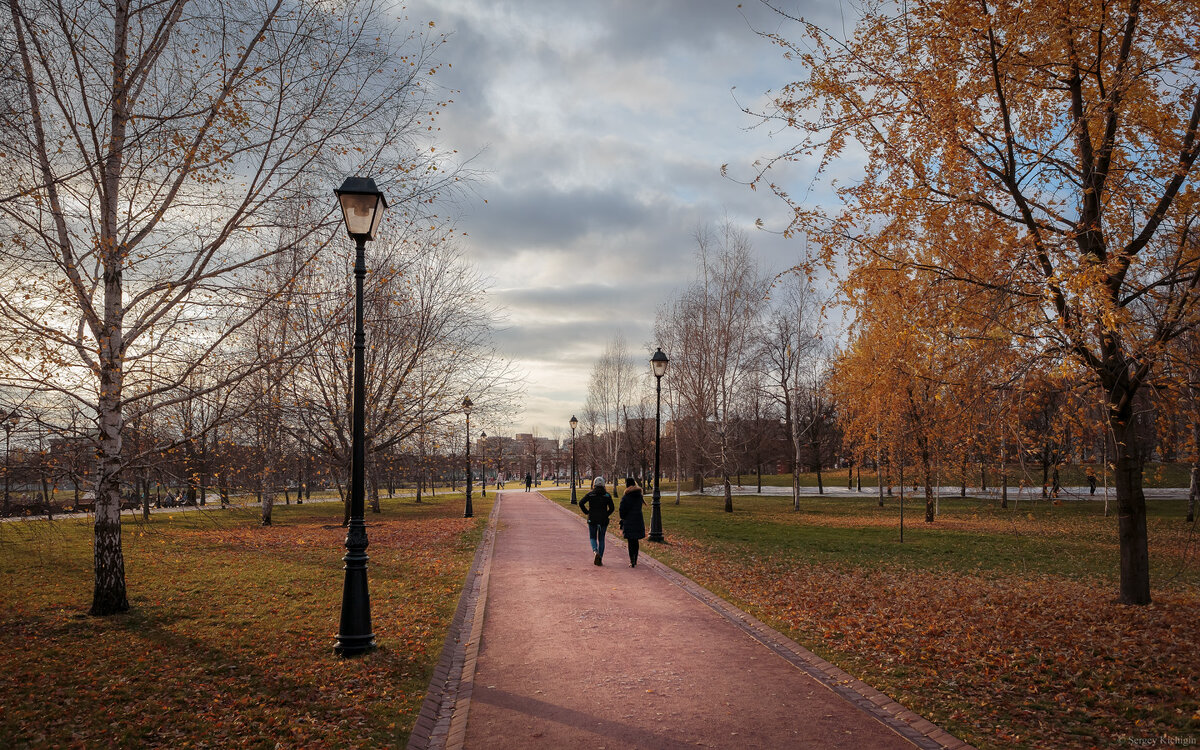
[
  {"left": 649, "top": 348, "right": 669, "bottom": 543},
  {"left": 3, "top": 411, "right": 18, "bottom": 517},
  {"left": 569, "top": 415, "right": 579, "bottom": 504},
  {"left": 463, "top": 396, "right": 474, "bottom": 518},
  {"left": 333, "top": 175, "right": 387, "bottom": 657},
  {"left": 480, "top": 431, "right": 487, "bottom": 498}
]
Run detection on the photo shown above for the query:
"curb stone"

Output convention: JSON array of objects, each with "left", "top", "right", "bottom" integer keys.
[{"left": 407, "top": 495, "right": 501, "bottom": 750}]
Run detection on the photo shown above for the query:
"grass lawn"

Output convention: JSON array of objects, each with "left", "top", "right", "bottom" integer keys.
[
  {"left": 653, "top": 461, "right": 1194, "bottom": 491},
  {"left": 546, "top": 489, "right": 1200, "bottom": 750},
  {"left": 0, "top": 492, "right": 489, "bottom": 748}
]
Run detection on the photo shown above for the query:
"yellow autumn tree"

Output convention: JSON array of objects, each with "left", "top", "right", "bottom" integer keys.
[{"left": 753, "top": 0, "right": 1200, "bottom": 605}]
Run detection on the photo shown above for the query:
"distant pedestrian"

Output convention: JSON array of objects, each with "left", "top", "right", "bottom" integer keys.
[
  {"left": 618, "top": 478, "right": 647, "bottom": 567},
  {"left": 524, "top": 473, "right": 533, "bottom": 492},
  {"left": 1087, "top": 467, "right": 1097, "bottom": 496},
  {"left": 579, "top": 476, "right": 614, "bottom": 566}
]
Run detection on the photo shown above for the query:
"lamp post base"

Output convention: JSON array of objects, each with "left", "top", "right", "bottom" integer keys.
[
  {"left": 334, "top": 522, "right": 375, "bottom": 657},
  {"left": 333, "top": 633, "right": 377, "bottom": 657},
  {"left": 648, "top": 490, "right": 664, "bottom": 543}
]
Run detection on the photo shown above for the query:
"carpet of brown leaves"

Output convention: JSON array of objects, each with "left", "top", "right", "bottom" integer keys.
[
  {"left": 0, "top": 500, "right": 483, "bottom": 748},
  {"left": 660, "top": 535, "right": 1199, "bottom": 749}
]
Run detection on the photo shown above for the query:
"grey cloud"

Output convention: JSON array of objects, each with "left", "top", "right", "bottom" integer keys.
[
  {"left": 397, "top": 0, "right": 844, "bottom": 432},
  {"left": 468, "top": 185, "right": 652, "bottom": 251},
  {"left": 494, "top": 318, "right": 655, "bottom": 362}
]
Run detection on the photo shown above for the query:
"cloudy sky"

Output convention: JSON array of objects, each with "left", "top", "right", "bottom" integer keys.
[{"left": 405, "top": 0, "right": 843, "bottom": 436}]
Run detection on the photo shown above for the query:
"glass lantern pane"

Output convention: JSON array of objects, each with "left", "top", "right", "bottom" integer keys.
[
  {"left": 368, "top": 201, "right": 385, "bottom": 239},
  {"left": 339, "top": 194, "right": 377, "bottom": 236}
]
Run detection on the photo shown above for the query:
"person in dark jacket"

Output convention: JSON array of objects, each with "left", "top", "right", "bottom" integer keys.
[
  {"left": 524, "top": 473, "right": 533, "bottom": 492},
  {"left": 618, "top": 477, "right": 647, "bottom": 567},
  {"left": 578, "top": 476, "right": 614, "bottom": 565}
]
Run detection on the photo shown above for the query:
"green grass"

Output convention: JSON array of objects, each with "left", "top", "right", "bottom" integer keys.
[
  {"left": 547, "top": 490, "right": 1197, "bottom": 584},
  {"left": 0, "top": 492, "right": 490, "bottom": 748},
  {"left": 652, "top": 461, "right": 1194, "bottom": 491}
]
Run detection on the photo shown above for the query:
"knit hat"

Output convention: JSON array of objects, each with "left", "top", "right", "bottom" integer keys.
[{"left": 592, "top": 476, "right": 605, "bottom": 488}]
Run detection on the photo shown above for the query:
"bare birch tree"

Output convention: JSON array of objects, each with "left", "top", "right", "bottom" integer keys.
[
  {"left": 757, "top": 272, "right": 822, "bottom": 509},
  {"left": 656, "top": 224, "right": 767, "bottom": 512},
  {"left": 583, "top": 334, "right": 638, "bottom": 482},
  {"left": 0, "top": 0, "right": 455, "bottom": 614},
  {"left": 286, "top": 222, "right": 521, "bottom": 522}
]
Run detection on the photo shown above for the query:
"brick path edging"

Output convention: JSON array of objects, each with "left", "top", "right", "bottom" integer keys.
[
  {"left": 543, "top": 495, "right": 976, "bottom": 750},
  {"left": 406, "top": 494, "right": 501, "bottom": 750}
]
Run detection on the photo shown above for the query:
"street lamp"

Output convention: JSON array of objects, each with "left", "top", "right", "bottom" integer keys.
[
  {"left": 463, "top": 396, "right": 474, "bottom": 518},
  {"left": 569, "top": 415, "right": 578, "bottom": 504},
  {"left": 3, "top": 411, "right": 18, "bottom": 517},
  {"left": 649, "top": 348, "right": 669, "bottom": 543},
  {"left": 333, "top": 175, "right": 387, "bottom": 657},
  {"left": 480, "top": 431, "right": 487, "bottom": 498}
]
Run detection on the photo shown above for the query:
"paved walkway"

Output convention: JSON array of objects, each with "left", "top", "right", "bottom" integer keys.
[{"left": 410, "top": 491, "right": 971, "bottom": 750}]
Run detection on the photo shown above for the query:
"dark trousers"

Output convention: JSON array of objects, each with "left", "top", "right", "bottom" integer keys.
[
  {"left": 588, "top": 522, "right": 606, "bottom": 556},
  {"left": 628, "top": 539, "right": 639, "bottom": 564}
]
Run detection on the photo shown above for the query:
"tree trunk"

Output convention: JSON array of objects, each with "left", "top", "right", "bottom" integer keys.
[
  {"left": 141, "top": 473, "right": 151, "bottom": 521},
  {"left": 261, "top": 487, "right": 273, "bottom": 526},
  {"left": 813, "top": 442, "right": 823, "bottom": 495},
  {"left": 199, "top": 437, "right": 208, "bottom": 506},
  {"left": 92, "top": 364, "right": 129, "bottom": 615},
  {"left": 723, "top": 473, "right": 733, "bottom": 513},
  {"left": 1188, "top": 424, "right": 1198, "bottom": 522},
  {"left": 793, "top": 421, "right": 803, "bottom": 511},
  {"left": 673, "top": 421, "right": 681, "bottom": 505},
  {"left": 1110, "top": 414, "right": 1150, "bottom": 605},
  {"left": 41, "top": 475, "right": 53, "bottom": 519},
  {"left": 1000, "top": 430, "right": 1009, "bottom": 509},
  {"left": 877, "top": 444, "right": 884, "bottom": 507},
  {"left": 1188, "top": 465, "right": 1197, "bottom": 523},
  {"left": 921, "top": 442, "right": 935, "bottom": 523}
]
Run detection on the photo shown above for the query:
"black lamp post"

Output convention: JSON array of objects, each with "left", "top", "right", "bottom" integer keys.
[
  {"left": 569, "top": 415, "right": 578, "bottom": 504},
  {"left": 333, "top": 176, "right": 386, "bottom": 658},
  {"left": 463, "top": 396, "right": 473, "bottom": 518},
  {"left": 3, "top": 411, "right": 18, "bottom": 517},
  {"left": 480, "top": 431, "right": 487, "bottom": 498},
  {"left": 649, "top": 348, "right": 669, "bottom": 543}
]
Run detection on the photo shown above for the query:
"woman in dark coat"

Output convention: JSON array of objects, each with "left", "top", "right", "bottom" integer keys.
[
  {"left": 618, "top": 478, "right": 647, "bottom": 567},
  {"left": 578, "top": 476, "right": 614, "bottom": 565}
]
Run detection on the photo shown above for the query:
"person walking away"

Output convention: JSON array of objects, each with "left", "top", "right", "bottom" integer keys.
[
  {"left": 1087, "top": 467, "right": 1097, "bottom": 496},
  {"left": 579, "top": 477, "right": 614, "bottom": 565},
  {"left": 618, "top": 478, "right": 647, "bottom": 567},
  {"left": 525, "top": 473, "right": 533, "bottom": 492}
]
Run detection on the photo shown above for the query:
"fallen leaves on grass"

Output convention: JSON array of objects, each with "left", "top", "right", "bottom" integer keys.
[
  {"left": 660, "top": 537, "right": 1200, "bottom": 750},
  {"left": 0, "top": 503, "right": 481, "bottom": 748}
]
